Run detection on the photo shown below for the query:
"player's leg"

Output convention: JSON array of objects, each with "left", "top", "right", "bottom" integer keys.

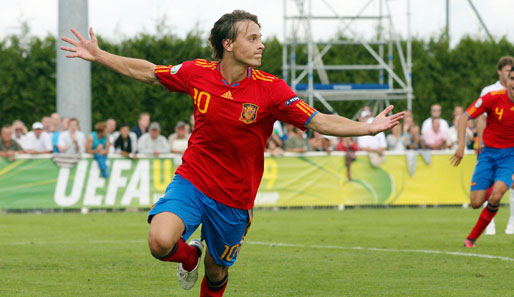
[
  {"left": 483, "top": 186, "right": 496, "bottom": 235},
  {"left": 466, "top": 148, "right": 514, "bottom": 246},
  {"left": 147, "top": 174, "right": 204, "bottom": 289},
  {"left": 505, "top": 183, "right": 514, "bottom": 234},
  {"left": 200, "top": 249, "right": 230, "bottom": 297},
  {"left": 200, "top": 201, "right": 253, "bottom": 296}
]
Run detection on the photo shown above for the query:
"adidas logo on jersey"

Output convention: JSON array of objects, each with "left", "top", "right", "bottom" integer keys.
[{"left": 221, "top": 91, "right": 234, "bottom": 100}]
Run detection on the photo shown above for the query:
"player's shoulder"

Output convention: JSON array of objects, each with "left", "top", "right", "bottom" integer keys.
[
  {"left": 250, "top": 68, "right": 280, "bottom": 83},
  {"left": 482, "top": 89, "right": 507, "bottom": 100},
  {"left": 192, "top": 58, "right": 219, "bottom": 71}
]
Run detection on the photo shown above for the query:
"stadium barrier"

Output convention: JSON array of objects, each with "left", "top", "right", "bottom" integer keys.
[{"left": 0, "top": 151, "right": 497, "bottom": 210}]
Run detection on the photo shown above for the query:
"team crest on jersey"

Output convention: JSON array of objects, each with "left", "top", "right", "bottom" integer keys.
[
  {"left": 239, "top": 103, "right": 259, "bottom": 124},
  {"left": 170, "top": 64, "right": 182, "bottom": 75}
]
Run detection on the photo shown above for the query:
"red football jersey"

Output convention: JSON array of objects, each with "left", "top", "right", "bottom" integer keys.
[
  {"left": 465, "top": 89, "right": 514, "bottom": 148},
  {"left": 155, "top": 59, "right": 318, "bottom": 209}
]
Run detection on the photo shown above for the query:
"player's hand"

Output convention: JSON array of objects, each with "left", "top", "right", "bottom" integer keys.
[
  {"left": 60, "top": 27, "right": 100, "bottom": 61},
  {"left": 450, "top": 146, "right": 465, "bottom": 167},
  {"left": 369, "top": 105, "right": 406, "bottom": 135}
]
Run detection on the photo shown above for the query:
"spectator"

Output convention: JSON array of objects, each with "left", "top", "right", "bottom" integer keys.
[
  {"left": 41, "top": 116, "right": 51, "bottom": 133},
  {"left": 137, "top": 122, "right": 170, "bottom": 156},
  {"left": 266, "top": 137, "right": 284, "bottom": 156},
  {"left": 0, "top": 125, "right": 24, "bottom": 161},
  {"left": 131, "top": 112, "right": 150, "bottom": 139},
  {"left": 25, "top": 122, "right": 53, "bottom": 154},
  {"left": 421, "top": 104, "right": 449, "bottom": 135},
  {"left": 337, "top": 137, "right": 358, "bottom": 181},
  {"left": 357, "top": 110, "right": 387, "bottom": 168},
  {"left": 447, "top": 115, "right": 473, "bottom": 150},
  {"left": 406, "top": 124, "right": 423, "bottom": 150},
  {"left": 452, "top": 106, "right": 464, "bottom": 121},
  {"left": 386, "top": 123, "right": 408, "bottom": 151},
  {"left": 58, "top": 118, "right": 85, "bottom": 154},
  {"left": 49, "top": 112, "right": 60, "bottom": 134},
  {"left": 106, "top": 118, "right": 117, "bottom": 154},
  {"left": 402, "top": 113, "right": 415, "bottom": 138},
  {"left": 284, "top": 127, "right": 311, "bottom": 152},
  {"left": 422, "top": 118, "right": 448, "bottom": 150},
  {"left": 11, "top": 120, "right": 29, "bottom": 151},
  {"left": 52, "top": 116, "right": 70, "bottom": 153},
  {"left": 168, "top": 121, "right": 190, "bottom": 154},
  {"left": 309, "top": 131, "right": 331, "bottom": 152},
  {"left": 113, "top": 123, "right": 138, "bottom": 160},
  {"left": 86, "top": 122, "right": 110, "bottom": 178}
]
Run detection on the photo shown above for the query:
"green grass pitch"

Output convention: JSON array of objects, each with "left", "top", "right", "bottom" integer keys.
[{"left": 1, "top": 208, "right": 514, "bottom": 296}]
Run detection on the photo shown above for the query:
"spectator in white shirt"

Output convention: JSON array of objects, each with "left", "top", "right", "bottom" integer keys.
[
  {"left": 421, "top": 104, "right": 449, "bottom": 135},
  {"left": 11, "top": 120, "right": 29, "bottom": 151},
  {"left": 168, "top": 121, "right": 190, "bottom": 154},
  {"left": 357, "top": 110, "right": 387, "bottom": 167},
  {"left": 25, "top": 122, "right": 53, "bottom": 154},
  {"left": 137, "top": 122, "right": 170, "bottom": 156},
  {"left": 57, "top": 118, "right": 85, "bottom": 154}
]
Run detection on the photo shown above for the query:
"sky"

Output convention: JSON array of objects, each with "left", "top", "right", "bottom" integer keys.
[{"left": 1, "top": 0, "right": 513, "bottom": 46}]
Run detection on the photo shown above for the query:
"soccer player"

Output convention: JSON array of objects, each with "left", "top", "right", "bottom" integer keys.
[
  {"left": 450, "top": 66, "right": 514, "bottom": 248},
  {"left": 475, "top": 56, "right": 514, "bottom": 235},
  {"left": 61, "top": 10, "right": 404, "bottom": 296}
]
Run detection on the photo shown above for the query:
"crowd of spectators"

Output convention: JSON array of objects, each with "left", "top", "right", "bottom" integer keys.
[
  {"left": 1, "top": 104, "right": 479, "bottom": 176},
  {"left": 0, "top": 112, "right": 193, "bottom": 163}
]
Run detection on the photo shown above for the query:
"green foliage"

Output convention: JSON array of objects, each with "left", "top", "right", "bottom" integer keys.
[{"left": 1, "top": 28, "right": 513, "bottom": 132}]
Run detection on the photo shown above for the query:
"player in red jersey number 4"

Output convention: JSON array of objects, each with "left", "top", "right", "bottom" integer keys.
[
  {"left": 451, "top": 66, "right": 514, "bottom": 248},
  {"left": 61, "top": 10, "right": 404, "bottom": 296}
]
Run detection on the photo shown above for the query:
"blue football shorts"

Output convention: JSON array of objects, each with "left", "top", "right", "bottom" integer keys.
[
  {"left": 470, "top": 146, "right": 514, "bottom": 191},
  {"left": 148, "top": 174, "right": 252, "bottom": 266}
]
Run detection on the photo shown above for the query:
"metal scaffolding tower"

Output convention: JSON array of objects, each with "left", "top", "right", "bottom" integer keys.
[{"left": 282, "top": 0, "right": 414, "bottom": 114}]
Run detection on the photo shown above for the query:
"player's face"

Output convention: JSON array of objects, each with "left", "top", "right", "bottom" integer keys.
[
  {"left": 498, "top": 64, "right": 512, "bottom": 86},
  {"left": 230, "top": 21, "right": 265, "bottom": 67},
  {"left": 507, "top": 71, "right": 514, "bottom": 101}
]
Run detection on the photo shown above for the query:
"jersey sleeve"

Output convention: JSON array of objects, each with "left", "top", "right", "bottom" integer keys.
[
  {"left": 271, "top": 79, "right": 319, "bottom": 130},
  {"left": 154, "top": 61, "right": 194, "bottom": 93},
  {"left": 465, "top": 94, "right": 493, "bottom": 119}
]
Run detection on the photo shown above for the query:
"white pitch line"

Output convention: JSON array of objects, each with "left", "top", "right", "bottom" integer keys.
[
  {"left": 246, "top": 241, "right": 514, "bottom": 262},
  {"left": 2, "top": 239, "right": 513, "bottom": 262}
]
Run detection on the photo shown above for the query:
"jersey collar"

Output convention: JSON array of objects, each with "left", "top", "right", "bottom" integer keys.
[{"left": 217, "top": 63, "right": 252, "bottom": 88}]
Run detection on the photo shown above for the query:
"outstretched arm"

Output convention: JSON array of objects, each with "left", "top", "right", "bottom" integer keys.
[
  {"left": 61, "top": 27, "right": 157, "bottom": 84},
  {"left": 306, "top": 105, "right": 405, "bottom": 137}
]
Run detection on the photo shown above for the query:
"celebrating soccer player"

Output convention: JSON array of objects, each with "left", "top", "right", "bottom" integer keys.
[
  {"left": 450, "top": 66, "right": 514, "bottom": 248},
  {"left": 61, "top": 10, "right": 404, "bottom": 296}
]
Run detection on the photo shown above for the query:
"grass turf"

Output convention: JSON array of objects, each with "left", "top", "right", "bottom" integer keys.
[{"left": 1, "top": 208, "right": 514, "bottom": 296}]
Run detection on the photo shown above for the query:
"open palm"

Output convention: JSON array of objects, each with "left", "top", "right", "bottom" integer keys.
[
  {"left": 60, "top": 27, "right": 100, "bottom": 61},
  {"left": 370, "top": 105, "right": 405, "bottom": 135}
]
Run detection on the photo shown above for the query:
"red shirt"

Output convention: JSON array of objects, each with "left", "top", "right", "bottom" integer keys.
[
  {"left": 465, "top": 89, "right": 514, "bottom": 148},
  {"left": 155, "top": 59, "right": 318, "bottom": 209}
]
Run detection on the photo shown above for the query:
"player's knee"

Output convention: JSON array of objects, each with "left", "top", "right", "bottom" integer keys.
[
  {"left": 488, "top": 192, "right": 504, "bottom": 205},
  {"left": 147, "top": 233, "right": 175, "bottom": 258},
  {"left": 470, "top": 200, "right": 483, "bottom": 209},
  {"left": 205, "top": 264, "right": 228, "bottom": 282}
]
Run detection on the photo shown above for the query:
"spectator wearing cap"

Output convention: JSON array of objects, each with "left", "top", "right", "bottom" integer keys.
[
  {"left": 137, "top": 122, "right": 170, "bottom": 156},
  {"left": 86, "top": 122, "right": 110, "bottom": 178},
  {"left": 113, "top": 123, "right": 138, "bottom": 160},
  {"left": 58, "top": 118, "right": 85, "bottom": 154},
  {"left": 168, "top": 121, "right": 190, "bottom": 154},
  {"left": 0, "top": 125, "right": 25, "bottom": 161},
  {"left": 25, "top": 122, "right": 53, "bottom": 154},
  {"left": 356, "top": 110, "right": 387, "bottom": 168}
]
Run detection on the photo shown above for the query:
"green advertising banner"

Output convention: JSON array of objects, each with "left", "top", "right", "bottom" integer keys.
[{"left": 0, "top": 152, "right": 488, "bottom": 210}]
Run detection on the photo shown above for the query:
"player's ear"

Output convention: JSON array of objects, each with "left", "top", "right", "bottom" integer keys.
[{"left": 222, "top": 39, "right": 233, "bottom": 52}]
